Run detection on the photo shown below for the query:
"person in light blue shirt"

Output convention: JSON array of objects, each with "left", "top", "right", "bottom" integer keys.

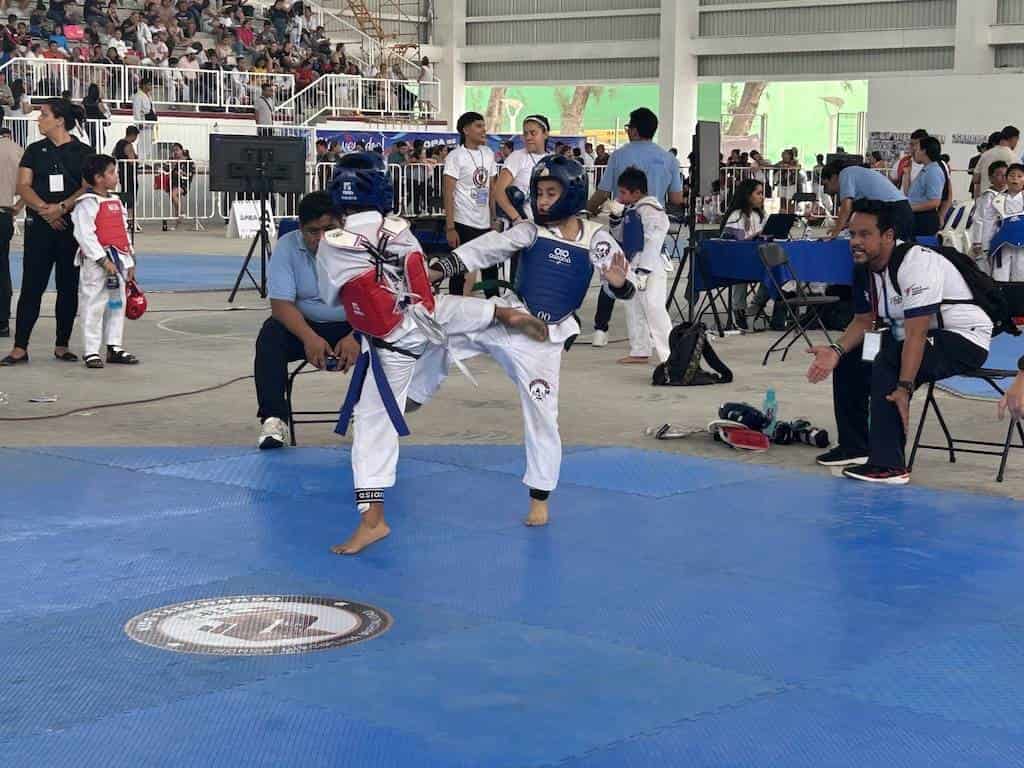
[
  {"left": 822, "top": 162, "right": 913, "bottom": 240},
  {"left": 255, "top": 191, "right": 359, "bottom": 449},
  {"left": 908, "top": 136, "right": 947, "bottom": 237},
  {"left": 585, "top": 107, "right": 683, "bottom": 345}
]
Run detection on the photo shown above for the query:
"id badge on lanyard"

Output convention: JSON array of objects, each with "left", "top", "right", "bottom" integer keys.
[{"left": 863, "top": 272, "right": 885, "bottom": 363}]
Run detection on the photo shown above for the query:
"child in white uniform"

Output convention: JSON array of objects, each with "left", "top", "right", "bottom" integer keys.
[
  {"left": 315, "top": 152, "right": 547, "bottom": 555},
  {"left": 970, "top": 160, "right": 1008, "bottom": 275},
  {"left": 416, "top": 155, "right": 634, "bottom": 526},
  {"left": 989, "top": 163, "right": 1024, "bottom": 282},
  {"left": 611, "top": 166, "right": 672, "bottom": 364},
  {"left": 71, "top": 153, "right": 139, "bottom": 368}
]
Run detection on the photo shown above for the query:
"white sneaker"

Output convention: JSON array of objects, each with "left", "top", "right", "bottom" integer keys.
[
  {"left": 591, "top": 330, "right": 608, "bottom": 347},
  {"left": 258, "top": 417, "right": 288, "bottom": 450}
]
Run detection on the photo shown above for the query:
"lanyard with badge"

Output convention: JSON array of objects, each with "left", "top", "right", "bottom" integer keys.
[
  {"left": 863, "top": 270, "right": 888, "bottom": 362},
  {"left": 467, "top": 148, "right": 489, "bottom": 207}
]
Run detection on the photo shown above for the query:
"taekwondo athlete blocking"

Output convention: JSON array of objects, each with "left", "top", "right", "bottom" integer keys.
[{"left": 419, "top": 155, "right": 636, "bottom": 527}]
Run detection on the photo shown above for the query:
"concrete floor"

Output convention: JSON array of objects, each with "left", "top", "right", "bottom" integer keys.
[{"left": 2, "top": 225, "right": 1022, "bottom": 500}]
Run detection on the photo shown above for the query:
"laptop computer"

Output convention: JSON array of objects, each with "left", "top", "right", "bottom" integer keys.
[{"left": 759, "top": 213, "right": 797, "bottom": 240}]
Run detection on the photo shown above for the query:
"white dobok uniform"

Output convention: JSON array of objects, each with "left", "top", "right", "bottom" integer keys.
[
  {"left": 316, "top": 210, "right": 498, "bottom": 509},
  {"left": 409, "top": 218, "right": 630, "bottom": 494},
  {"left": 71, "top": 193, "right": 135, "bottom": 358},
  {"left": 611, "top": 195, "right": 673, "bottom": 362},
  {"left": 989, "top": 190, "right": 1024, "bottom": 282}
]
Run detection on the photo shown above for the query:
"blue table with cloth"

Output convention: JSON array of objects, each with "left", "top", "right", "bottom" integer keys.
[
  {"left": 692, "top": 236, "right": 941, "bottom": 295},
  {"left": 693, "top": 239, "right": 855, "bottom": 294}
]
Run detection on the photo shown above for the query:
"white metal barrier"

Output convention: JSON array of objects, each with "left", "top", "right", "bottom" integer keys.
[{"left": 116, "top": 159, "right": 217, "bottom": 225}]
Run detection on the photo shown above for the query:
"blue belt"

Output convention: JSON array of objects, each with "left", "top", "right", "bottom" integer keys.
[{"left": 335, "top": 340, "right": 410, "bottom": 438}]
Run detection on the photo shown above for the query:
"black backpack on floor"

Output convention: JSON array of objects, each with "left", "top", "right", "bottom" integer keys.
[
  {"left": 888, "top": 243, "right": 1021, "bottom": 338},
  {"left": 652, "top": 322, "right": 734, "bottom": 386}
]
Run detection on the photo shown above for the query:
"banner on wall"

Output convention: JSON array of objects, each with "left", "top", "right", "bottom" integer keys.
[
  {"left": 867, "top": 131, "right": 948, "bottom": 165},
  {"left": 952, "top": 133, "right": 989, "bottom": 147},
  {"left": 315, "top": 129, "right": 586, "bottom": 155}
]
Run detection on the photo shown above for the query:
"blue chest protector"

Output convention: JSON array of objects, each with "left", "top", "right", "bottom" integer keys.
[
  {"left": 514, "top": 232, "right": 594, "bottom": 323},
  {"left": 990, "top": 214, "right": 1024, "bottom": 264},
  {"left": 620, "top": 208, "right": 645, "bottom": 262}
]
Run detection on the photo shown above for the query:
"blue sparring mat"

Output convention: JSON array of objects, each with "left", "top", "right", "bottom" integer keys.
[
  {"left": 10, "top": 251, "right": 256, "bottom": 292},
  {"left": 3, "top": 444, "right": 1024, "bottom": 767},
  {"left": 940, "top": 333, "right": 1021, "bottom": 399}
]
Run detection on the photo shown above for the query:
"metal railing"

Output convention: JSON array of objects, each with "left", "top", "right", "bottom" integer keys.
[{"left": 274, "top": 73, "right": 438, "bottom": 124}]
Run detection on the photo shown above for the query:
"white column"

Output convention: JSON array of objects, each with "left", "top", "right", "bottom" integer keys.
[
  {"left": 954, "top": 0, "right": 995, "bottom": 74},
  {"left": 435, "top": 0, "right": 466, "bottom": 128},
  {"left": 658, "top": 0, "right": 699, "bottom": 154}
]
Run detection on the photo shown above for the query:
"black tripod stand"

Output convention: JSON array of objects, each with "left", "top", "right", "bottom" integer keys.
[
  {"left": 665, "top": 188, "right": 729, "bottom": 337},
  {"left": 228, "top": 167, "right": 275, "bottom": 303}
]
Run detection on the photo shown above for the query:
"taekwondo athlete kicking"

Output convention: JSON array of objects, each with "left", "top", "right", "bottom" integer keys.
[
  {"left": 416, "top": 154, "right": 635, "bottom": 527},
  {"left": 316, "top": 152, "right": 549, "bottom": 555}
]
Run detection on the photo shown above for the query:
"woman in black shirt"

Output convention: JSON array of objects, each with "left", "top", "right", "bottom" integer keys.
[{"left": 2, "top": 99, "right": 92, "bottom": 365}]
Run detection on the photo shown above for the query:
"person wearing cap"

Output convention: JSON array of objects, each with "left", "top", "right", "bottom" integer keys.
[
  {"left": 493, "top": 114, "right": 550, "bottom": 282},
  {"left": 0, "top": 125, "right": 23, "bottom": 338}
]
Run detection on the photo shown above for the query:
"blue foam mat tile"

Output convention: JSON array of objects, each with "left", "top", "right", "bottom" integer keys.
[
  {"left": 142, "top": 448, "right": 451, "bottom": 496},
  {"left": 399, "top": 443, "right": 598, "bottom": 471},
  {"left": 818, "top": 623, "right": 1024, "bottom": 734},
  {"left": 479, "top": 446, "right": 787, "bottom": 497},
  {"left": 236, "top": 620, "right": 783, "bottom": 767},
  {"left": 0, "top": 451, "right": 265, "bottom": 544},
  {"left": 20, "top": 445, "right": 258, "bottom": 470},
  {"left": 2, "top": 690, "right": 481, "bottom": 768},
  {"left": 0, "top": 573, "right": 496, "bottom": 742},
  {"left": 557, "top": 687, "right": 1024, "bottom": 768}
]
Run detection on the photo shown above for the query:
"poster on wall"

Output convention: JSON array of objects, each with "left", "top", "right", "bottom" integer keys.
[
  {"left": 952, "top": 133, "right": 989, "bottom": 147},
  {"left": 868, "top": 131, "right": 948, "bottom": 165}
]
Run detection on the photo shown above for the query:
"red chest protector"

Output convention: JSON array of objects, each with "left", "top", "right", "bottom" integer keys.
[
  {"left": 335, "top": 220, "right": 436, "bottom": 339},
  {"left": 94, "top": 197, "right": 131, "bottom": 254}
]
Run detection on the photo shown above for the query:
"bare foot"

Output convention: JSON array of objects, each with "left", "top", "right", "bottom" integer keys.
[
  {"left": 617, "top": 356, "right": 650, "bottom": 365},
  {"left": 495, "top": 307, "right": 549, "bottom": 343},
  {"left": 525, "top": 498, "right": 549, "bottom": 527},
  {"left": 331, "top": 503, "right": 391, "bottom": 555}
]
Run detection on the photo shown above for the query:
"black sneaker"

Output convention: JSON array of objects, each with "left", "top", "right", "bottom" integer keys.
[
  {"left": 816, "top": 447, "right": 869, "bottom": 467},
  {"left": 842, "top": 464, "right": 910, "bottom": 485}
]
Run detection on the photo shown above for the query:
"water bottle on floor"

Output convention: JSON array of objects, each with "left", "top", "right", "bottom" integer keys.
[
  {"left": 106, "top": 273, "right": 122, "bottom": 311},
  {"left": 762, "top": 388, "right": 778, "bottom": 435}
]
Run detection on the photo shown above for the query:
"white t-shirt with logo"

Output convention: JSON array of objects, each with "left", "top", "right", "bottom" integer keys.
[
  {"left": 855, "top": 243, "right": 992, "bottom": 351},
  {"left": 444, "top": 144, "right": 497, "bottom": 229},
  {"left": 502, "top": 148, "right": 547, "bottom": 195}
]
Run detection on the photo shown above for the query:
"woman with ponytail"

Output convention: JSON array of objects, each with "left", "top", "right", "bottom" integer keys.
[{"left": 2, "top": 98, "right": 92, "bottom": 365}]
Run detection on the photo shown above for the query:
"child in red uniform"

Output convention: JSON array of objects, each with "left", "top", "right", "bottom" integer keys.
[{"left": 72, "top": 153, "right": 139, "bottom": 368}]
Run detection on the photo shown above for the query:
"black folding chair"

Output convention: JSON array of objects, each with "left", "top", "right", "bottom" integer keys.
[
  {"left": 284, "top": 362, "right": 342, "bottom": 447},
  {"left": 758, "top": 242, "right": 839, "bottom": 365},
  {"left": 909, "top": 368, "right": 1024, "bottom": 482}
]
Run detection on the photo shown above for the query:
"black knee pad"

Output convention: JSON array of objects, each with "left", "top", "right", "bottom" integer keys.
[{"left": 529, "top": 488, "right": 550, "bottom": 501}]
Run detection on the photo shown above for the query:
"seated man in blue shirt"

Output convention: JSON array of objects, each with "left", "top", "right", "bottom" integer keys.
[
  {"left": 255, "top": 191, "right": 360, "bottom": 449},
  {"left": 822, "top": 161, "right": 912, "bottom": 240},
  {"left": 907, "top": 136, "right": 948, "bottom": 237}
]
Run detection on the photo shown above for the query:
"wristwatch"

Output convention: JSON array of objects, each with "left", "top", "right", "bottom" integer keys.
[
  {"left": 1017, "top": 354, "right": 1024, "bottom": 372},
  {"left": 897, "top": 380, "right": 915, "bottom": 396}
]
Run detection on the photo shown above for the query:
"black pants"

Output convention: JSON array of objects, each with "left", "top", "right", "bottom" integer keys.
[
  {"left": 912, "top": 209, "right": 940, "bottom": 238},
  {"left": 890, "top": 199, "right": 915, "bottom": 242},
  {"left": 594, "top": 289, "right": 615, "bottom": 332},
  {"left": 14, "top": 214, "right": 79, "bottom": 350},
  {"left": 0, "top": 211, "right": 13, "bottom": 329},
  {"left": 254, "top": 316, "right": 353, "bottom": 422},
  {"left": 449, "top": 222, "right": 499, "bottom": 298},
  {"left": 833, "top": 330, "right": 988, "bottom": 469}
]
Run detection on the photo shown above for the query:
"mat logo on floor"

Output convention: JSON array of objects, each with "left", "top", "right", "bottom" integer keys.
[{"left": 124, "top": 595, "right": 392, "bottom": 655}]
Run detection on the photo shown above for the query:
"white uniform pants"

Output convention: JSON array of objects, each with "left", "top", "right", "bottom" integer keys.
[
  {"left": 410, "top": 323, "right": 563, "bottom": 493},
  {"left": 992, "top": 245, "right": 1024, "bottom": 281},
  {"left": 78, "top": 258, "right": 125, "bottom": 357},
  {"left": 351, "top": 294, "right": 495, "bottom": 499},
  {"left": 625, "top": 268, "right": 673, "bottom": 362}
]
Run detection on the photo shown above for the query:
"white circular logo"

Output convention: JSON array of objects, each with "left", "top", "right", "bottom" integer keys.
[{"left": 124, "top": 595, "right": 391, "bottom": 656}]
